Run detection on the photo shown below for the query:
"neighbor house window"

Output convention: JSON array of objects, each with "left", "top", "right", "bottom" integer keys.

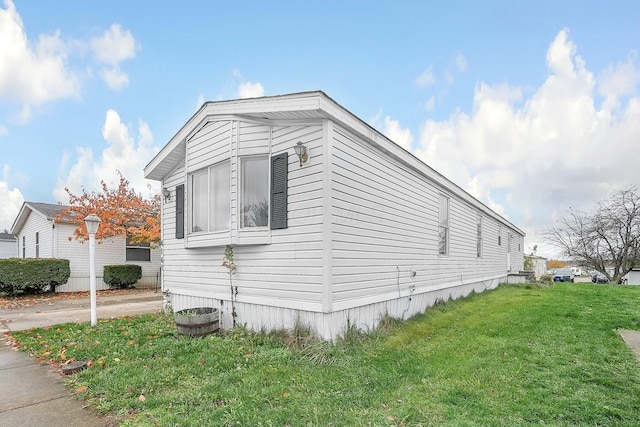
[
  {"left": 35, "top": 232, "right": 39, "bottom": 258},
  {"left": 240, "top": 156, "right": 269, "bottom": 228},
  {"left": 191, "top": 160, "right": 230, "bottom": 233},
  {"left": 438, "top": 194, "right": 450, "bottom": 255},
  {"left": 22, "top": 236, "right": 25, "bottom": 258},
  {"left": 476, "top": 216, "right": 482, "bottom": 258},
  {"left": 498, "top": 226, "right": 502, "bottom": 246},
  {"left": 126, "top": 237, "right": 151, "bottom": 262}
]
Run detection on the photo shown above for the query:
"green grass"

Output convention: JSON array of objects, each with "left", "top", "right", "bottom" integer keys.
[{"left": 9, "top": 283, "right": 640, "bottom": 426}]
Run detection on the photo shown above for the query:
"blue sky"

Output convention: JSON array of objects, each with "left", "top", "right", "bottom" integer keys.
[{"left": 1, "top": 0, "right": 640, "bottom": 257}]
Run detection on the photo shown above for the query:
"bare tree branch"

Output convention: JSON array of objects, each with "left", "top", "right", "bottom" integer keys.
[{"left": 544, "top": 186, "right": 640, "bottom": 283}]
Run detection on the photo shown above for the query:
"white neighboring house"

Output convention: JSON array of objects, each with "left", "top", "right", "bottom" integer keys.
[
  {"left": 525, "top": 255, "right": 548, "bottom": 280},
  {"left": 145, "top": 91, "right": 526, "bottom": 340},
  {"left": 0, "top": 232, "right": 17, "bottom": 258},
  {"left": 10, "top": 202, "right": 161, "bottom": 292},
  {"left": 623, "top": 268, "right": 640, "bottom": 285}
]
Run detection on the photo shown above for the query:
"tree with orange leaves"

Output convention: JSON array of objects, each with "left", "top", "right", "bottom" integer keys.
[
  {"left": 56, "top": 172, "right": 160, "bottom": 246},
  {"left": 547, "top": 259, "right": 568, "bottom": 270}
]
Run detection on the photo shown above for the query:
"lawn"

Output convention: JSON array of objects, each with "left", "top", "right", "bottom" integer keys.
[{"left": 8, "top": 283, "right": 640, "bottom": 426}]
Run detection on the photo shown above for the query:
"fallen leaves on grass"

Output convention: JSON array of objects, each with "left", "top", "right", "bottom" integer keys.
[{"left": 0, "top": 288, "right": 151, "bottom": 310}]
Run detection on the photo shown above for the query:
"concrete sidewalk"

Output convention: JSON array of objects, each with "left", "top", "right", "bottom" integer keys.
[
  {"left": 0, "top": 290, "right": 163, "bottom": 426},
  {"left": 0, "top": 343, "right": 117, "bottom": 426}
]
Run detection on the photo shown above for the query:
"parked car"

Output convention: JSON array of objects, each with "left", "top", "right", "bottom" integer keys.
[
  {"left": 553, "top": 268, "right": 575, "bottom": 282},
  {"left": 592, "top": 272, "right": 608, "bottom": 284}
]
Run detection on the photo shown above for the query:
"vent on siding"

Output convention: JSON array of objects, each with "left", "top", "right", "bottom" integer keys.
[
  {"left": 175, "top": 184, "right": 184, "bottom": 239},
  {"left": 270, "top": 152, "right": 288, "bottom": 229}
]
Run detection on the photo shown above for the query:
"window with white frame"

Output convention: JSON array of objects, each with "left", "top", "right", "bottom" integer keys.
[
  {"left": 35, "top": 232, "right": 39, "bottom": 258},
  {"left": 191, "top": 160, "right": 230, "bottom": 233},
  {"left": 22, "top": 236, "right": 25, "bottom": 258},
  {"left": 438, "top": 194, "right": 450, "bottom": 255},
  {"left": 240, "top": 156, "right": 269, "bottom": 228},
  {"left": 476, "top": 216, "right": 482, "bottom": 258},
  {"left": 179, "top": 123, "right": 290, "bottom": 245}
]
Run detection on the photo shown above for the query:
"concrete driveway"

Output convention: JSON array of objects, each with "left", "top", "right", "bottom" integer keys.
[{"left": 0, "top": 289, "right": 163, "bottom": 333}]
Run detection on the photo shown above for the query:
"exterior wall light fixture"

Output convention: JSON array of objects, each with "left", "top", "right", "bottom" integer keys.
[
  {"left": 163, "top": 187, "right": 171, "bottom": 202},
  {"left": 293, "top": 141, "right": 308, "bottom": 167}
]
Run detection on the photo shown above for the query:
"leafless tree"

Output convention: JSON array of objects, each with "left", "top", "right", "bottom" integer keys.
[{"left": 545, "top": 187, "right": 640, "bottom": 283}]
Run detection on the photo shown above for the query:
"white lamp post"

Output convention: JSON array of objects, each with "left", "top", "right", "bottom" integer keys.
[{"left": 84, "top": 214, "right": 102, "bottom": 326}]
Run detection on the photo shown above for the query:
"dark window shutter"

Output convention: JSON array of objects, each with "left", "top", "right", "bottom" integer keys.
[
  {"left": 270, "top": 152, "right": 288, "bottom": 229},
  {"left": 175, "top": 184, "right": 185, "bottom": 239}
]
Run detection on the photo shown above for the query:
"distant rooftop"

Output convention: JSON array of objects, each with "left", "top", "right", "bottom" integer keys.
[
  {"left": 25, "top": 202, "right": 70, "bottom": 220},
  {"left": 0, "top": 232, "right": 15, "bottom": 241}
]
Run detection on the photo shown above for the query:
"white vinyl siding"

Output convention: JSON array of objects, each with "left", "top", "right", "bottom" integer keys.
[
  {"left": 0, "top": 238, "right": 16, "bottom": 258},
  {"left": 55, "top": 223, "right": 160, "bottom": 291},
  {"left": 163, "top": 121, "right": 325, "bottom": 315},
  {"left": 12, "top": 205, "right": 161, "bottom": 292},
  {"left": 18, "top": 212, "right": 52, "bottom": 259},
  {"left": 148, "top": 93, "right": 526, "bottom": 339},
  {"left": 329, "top": 123, "right": 521, "bottom": 311}
]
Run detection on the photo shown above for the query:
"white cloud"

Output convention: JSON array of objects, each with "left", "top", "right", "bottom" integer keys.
[
  {"left": 416, "top": 54, "right": 467, "bottom": 112},
  {"left": 455, "top": 53, "right": 468, "bottom": 73},
  {"left": 100, "top": 66, "right": 129, "bottom": 90},
  {"left": 90, "top": 24, "right": 136, "bottom": 65},
  {"left": 414, "top": 28, "right": 640, "bottom": 258},
  {"left": 90, "top": 24, "right": 138, "bottom": 89},
  {"left": 0, "top": 2, "right": 138, "bottom": 120},
  {"left": 0, "top": 0, "right": 80, "bottom": 122},
  {"left": 414, "top": 66, "right": 436, "bottom": 88},
  {"left": 0, "top": 164, "right": 24, "bottom": 232},
  {"left": 195, "top": 94, "right": 205, "bottom": 111},
  {"left": 383, "top": 116, "right": 413, "bottom": 151},
  {"left": 238, "top": 81, "right": 264, "bottom": 99},
  {"left": 55, "top": 109, "right": 159, "bottom": 203},
  {"left": 598, "top": 52, "right": 640, "bottom": 111},
  {"left": 423, "top": 96, "right": 436, "bottom": 112}
]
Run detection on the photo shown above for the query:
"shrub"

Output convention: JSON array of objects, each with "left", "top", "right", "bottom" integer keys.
[
  {"left": 539, "top": 274, "right": 553, "bottom": 283},
  {"left": 0, "top": 258, "right": 70, "bottom": 295},
  {"left": 103, "top": 264, "right": 142, "bottom": 289}
]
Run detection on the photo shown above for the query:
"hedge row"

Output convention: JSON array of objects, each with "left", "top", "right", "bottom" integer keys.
[
  {"left": 104, "top": 264, "right": 142, "bottom": 289},
  {"left": 0, "top": 258, "right": 70, "bottom": 295}
]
